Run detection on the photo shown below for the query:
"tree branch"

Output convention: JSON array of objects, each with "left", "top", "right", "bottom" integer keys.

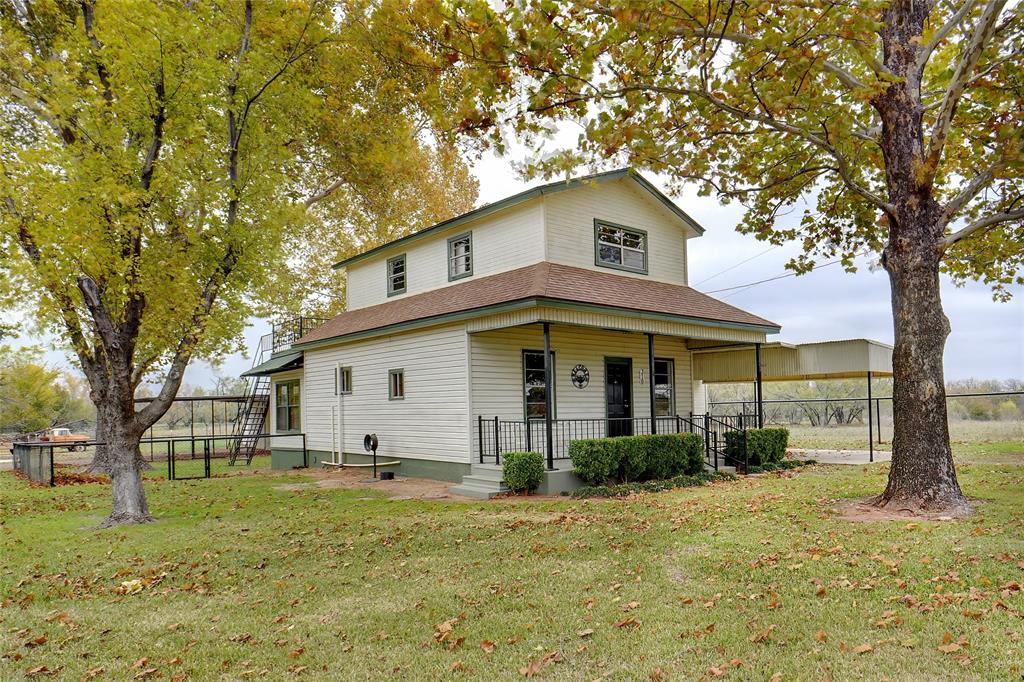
[
  {"left": 940, "top": 208, "right": 1024, "bottom": 250},
  {"left": 940, "top": 163, "right": 998, "bottom": 227},
  {"left": 917, "top": 0, "right": 979, "bottom": 74},
  {"left": 80, "top": 0, "right": 114, "bottom": 105},
  {"left": 926, "top": 0, "right": 1007, "bottom": 170}
]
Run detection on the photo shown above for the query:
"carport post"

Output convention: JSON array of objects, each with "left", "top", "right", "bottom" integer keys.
[
  {"left": 754, "top": 343, "right": 764, "bottom": 429},
  {"left": 543, "top": 322, "right": 554, "bottom": 470},
  {"left": 867, "top": 371, "right": 874, "bottom": 463},
  {"left": 648, "top": 333, "right": 657, "bottom": 435}
]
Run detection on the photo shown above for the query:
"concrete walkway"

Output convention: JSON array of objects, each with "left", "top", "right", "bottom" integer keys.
[{"left": 789, "top": 448, "right": 892, "bottom": 465}]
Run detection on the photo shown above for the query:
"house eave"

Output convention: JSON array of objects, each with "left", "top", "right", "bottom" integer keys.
[{"left": 291, "top": 297, "right": 779, "bottom": 352}]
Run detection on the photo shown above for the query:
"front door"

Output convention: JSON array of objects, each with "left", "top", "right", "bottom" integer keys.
[{"left": 605, "top": 358, "right": 633, "bottom": 437}]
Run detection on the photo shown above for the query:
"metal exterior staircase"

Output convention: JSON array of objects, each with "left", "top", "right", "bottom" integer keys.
[{"left": 228, "top": 335, "right": 273, "bottom": 466}]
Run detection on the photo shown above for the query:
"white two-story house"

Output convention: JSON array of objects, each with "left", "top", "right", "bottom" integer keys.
[{"left": 245, "top": 169, "right": 786, "bottom": 495}]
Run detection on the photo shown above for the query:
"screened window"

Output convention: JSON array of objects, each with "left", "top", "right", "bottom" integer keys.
[
  {"left": 653, "top": 359, "right": 674, "bottom": 416},
  {"left": 447, "top": 232, "right": 472, "bottom": 280},
  {"left": 388, "top": 369, "right": 405, "bottom": 400},
  {"left": 335, "top": 366, "right": 352, "bottom": 395},
  {"left": 275, "top": 380, "right": 301, "bottom": 432},
  {"left": 387, "top": 254, "right": 406, "bottom": 296},
  {"left": 523, "top": 350, "right": 556, "bottom": 419},
  {"left": 595, "top": 221, "right": 647, "bottom": 273}
]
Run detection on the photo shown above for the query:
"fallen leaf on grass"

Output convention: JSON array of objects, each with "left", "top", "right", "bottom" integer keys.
[
  {"left": 480, "top": 640, "right": 495, "bottom": 653},
  {"left": 131, "top": 658, "right": 150, "bottom": 669},
  {"left": 577, "top": 628, "right": 594, "bottom": 638},
  {"left": 520, "top": 659, "right": 542, "bottom": 677},
  {"left": 613, "top": 617, "right": 641, "bottom": 629},
  {"left": 814, "top": 631, "right": 828, "bottom": 643},
  {"left": 25, "top": 667, "right": 56, "bottom": 677},
  {"left": 938, "top": 643, "right": 962, "bottom": 653},
  {"left": 134, "top": 668, "right": 158, "bottom": 679},
  {"left": 287, "top": 647, "right": 304, "bottom": 658},
  {"left": 852, "top": 644, "right": 873, "bottom": 654},
  {"left": 450, "top": 660, "right": 465, "bottom": 671},
  {"left": 750, "top": 624, "right": 776, "bottom": 643}
]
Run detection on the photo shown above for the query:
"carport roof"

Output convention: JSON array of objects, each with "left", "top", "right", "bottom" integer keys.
[{"left": 691, "top": 338, "right": 893, "bottom": 383}]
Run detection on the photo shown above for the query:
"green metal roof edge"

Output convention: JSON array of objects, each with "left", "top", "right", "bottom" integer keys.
[
  {"left": 291, "top": 297, "right": 778, "bottom": 352},
  {"left": 241, "top": 349, "right": 304, "bottom": 377},
  {"left": 331, "top": 169, "right": 705, "bottom": 271}
]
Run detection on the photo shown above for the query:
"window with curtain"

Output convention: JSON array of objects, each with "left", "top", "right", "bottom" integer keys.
[{"left": 447, "top": 232, "right": 472, "bottom": 280}]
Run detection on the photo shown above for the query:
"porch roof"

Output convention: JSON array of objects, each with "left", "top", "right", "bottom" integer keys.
[
  {"left": 241, "top": 349, "right": 303, "bottom": 377},
  {"left": 294, "top": 262, "right": 780, "bottom": 350}
]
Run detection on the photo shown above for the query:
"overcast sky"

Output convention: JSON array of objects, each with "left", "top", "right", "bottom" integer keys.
[{"left": 13, "top": 152, "right": 1024, "bottom": 386}]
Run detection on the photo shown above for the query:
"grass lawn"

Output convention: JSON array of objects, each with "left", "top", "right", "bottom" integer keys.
[{"left": 1, "top": 445, "right": 1022, "bottom": 680}]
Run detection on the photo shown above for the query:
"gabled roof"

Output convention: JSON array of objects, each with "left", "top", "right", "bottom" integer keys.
[
  {"left": 295, "top": 262, "right": 779, "bottom": 350},
  {"left": 332, "top": 168, "right": 704, "bottom": 270}
]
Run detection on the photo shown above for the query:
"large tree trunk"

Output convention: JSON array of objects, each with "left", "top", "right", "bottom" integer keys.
[
  {"left": 88, "top": 384, "right": 154, "bottom": 527},
  {"left": 869, "top": 0, "right": 970, "bottom": 516},
  {"left": 875, "top": 221, "right": 970, "bottom": 515}
]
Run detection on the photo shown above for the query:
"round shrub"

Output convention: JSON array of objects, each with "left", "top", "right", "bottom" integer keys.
[
  {"left": 569, "top": 439, "right": 620, "bottom": 485},
  {"left": 502, "top": 451, "right": 545, "bottom": 493}
]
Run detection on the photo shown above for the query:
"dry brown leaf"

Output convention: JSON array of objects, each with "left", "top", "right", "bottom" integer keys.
[
  {"left": 853, "top": 644, "right": 873, "bottom": 654},
  {"left": 480, "top": 640, "right": 496, "bottom": 653},
  {"left": 520, "top": 659, "right": 542, "bottom": 677}
]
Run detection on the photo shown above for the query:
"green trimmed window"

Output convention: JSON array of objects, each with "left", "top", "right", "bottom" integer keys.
[
  {"left": 275, "top": 380, "right": 300, "bottom": 432},
  {"left": 388, "top": 369, "right": 405, "bottom": 400},
  {"left": 523, "top": 350, "right": 556, "bottom": 419},
  {"left": 387, "top": 254, "right": 406, "bottom": 296},
  {"left": 595, "top": 220, "right": 648, "bottom": 273},
  {"left": 334, "top": 366, "right": 352, "bottom": 395},
  {"left": 653, "top": 358, "right": 674, "bottom": 416},
  {"left": 447, "top": 232, "right": 472, "bottom": 280}
]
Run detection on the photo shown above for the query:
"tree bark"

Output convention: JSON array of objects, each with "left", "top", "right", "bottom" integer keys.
[
  {"left": 87, "top": 371, "right": 155, "bottom": 526},
  {"left": 869, "top": 0, "right": 971, "bottom": 516},
  {"left": 876, "top": 232, "right": 970, "bottom": 514}
]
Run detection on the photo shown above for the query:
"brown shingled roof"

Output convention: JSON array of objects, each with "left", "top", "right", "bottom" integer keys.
[{"left": 296, "top": 262, "right": 779, "bottom": 347}]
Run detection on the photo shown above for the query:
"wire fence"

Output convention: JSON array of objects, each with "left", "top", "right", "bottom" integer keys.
[{"left": 708, "top": 390, "right": 1024, "bottom": 451}]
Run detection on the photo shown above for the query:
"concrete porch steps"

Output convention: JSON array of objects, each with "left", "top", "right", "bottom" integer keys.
[{"left": 450, "top": 464, "right": 509, "bottom": 499}]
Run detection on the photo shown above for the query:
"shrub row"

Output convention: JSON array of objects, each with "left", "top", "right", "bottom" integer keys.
[
  {"left": 502, "top": 451, "right": 545, "bottom": 493},
  {"left": 569, "top": 433, "right": 705, "bottom": 485},
  {"left": 746, "top": 458, "right": 814, "bottom": 474},
  {"left": 571, "top": 470, "right": 735, "bottom": 498},
  {"left": 723, "top": 427, "right": 790, "bottom": 466}
]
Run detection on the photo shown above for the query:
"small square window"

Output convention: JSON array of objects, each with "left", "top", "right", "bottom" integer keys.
[
  {"left": 387, "top": 254, "right": 406, "bottom": 296},
  {"left": 388, "top": 369, "right": 405, "bottom": 400},
  {"left": 335, "top": 366, "right": 352, "bottom": 395},
  {"left": 447, "top": 232, "right": 473, "bottom": 281}
]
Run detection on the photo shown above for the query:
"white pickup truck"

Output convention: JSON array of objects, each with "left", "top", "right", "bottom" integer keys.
[{"left": 38, "top": 427, "right": 90, "bottom": 451}]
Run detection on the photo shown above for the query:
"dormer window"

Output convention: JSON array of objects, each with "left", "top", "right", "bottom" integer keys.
[
  {"left": 387, "top": 254, "right": 406, "bottom": 296},
  {"left": 595, "top": 220, "right": 648, "bottom": 274},
  {"left": 447, "top": 232, "right": 473, "bottom": 281}
]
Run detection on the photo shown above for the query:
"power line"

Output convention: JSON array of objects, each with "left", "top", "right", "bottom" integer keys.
[
  {"left": 693, "top": 244, "right": 781, "bottom": 286},
  {"left": 704, "top": 250, "right": 870, "bottom": 297}
]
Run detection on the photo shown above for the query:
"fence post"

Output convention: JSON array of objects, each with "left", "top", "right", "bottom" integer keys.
[
  {"left": 49, "top": 445, "right": 55, "bottom": 487},
  {"left": 526, "top": 417, "right": 532, "bottom": 452},
  {"left": 493, "top": 415, "right": 500, "bottom": 466},
  {"left": 167, "top": 441, "right": 173, "bottom": 480},
  {"left": 478, "top": 415, "right": 484, "bottom": 464}
]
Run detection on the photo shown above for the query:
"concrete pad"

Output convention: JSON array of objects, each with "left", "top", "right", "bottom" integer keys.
[{"left": 789, "top": 448, "right": 892, "bottom": 465}]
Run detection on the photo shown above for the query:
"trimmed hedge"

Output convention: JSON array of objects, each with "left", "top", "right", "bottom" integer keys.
[
  {"left": 723, "top": 427, "right": 789, "bottom": 466},
  {"left": 571, "top": 470, "right": 735, "bottom": 498},
  {"left": 502, "top": 451, "right": 545, "bottom": 493},
  {"left": 569, "top": 432, "right": 705, "bottom": 485}
]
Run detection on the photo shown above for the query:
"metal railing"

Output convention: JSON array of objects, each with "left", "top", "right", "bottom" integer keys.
[
  {"left": 476, "top": 414, "right": 754, "bottom": 471},
  {"left": 271, "top": 316, "right": 327, "bottom": 352},
  {"left": 10, "top": 433, "right": 307, "bottom": 487}
]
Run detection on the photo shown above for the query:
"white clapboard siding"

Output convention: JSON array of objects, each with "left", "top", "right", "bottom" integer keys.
[
  {"left": 544, "top": 179, "right": 690, "bottom": 285},
  {"left": 302, "top": 324, "right": 470, "bottom": 463},
  {"left": 345, "top": 200, "right": 545, "bottom": 310},
  {"left": 470, "top": 324, "right": 694, "bottom": 458}
]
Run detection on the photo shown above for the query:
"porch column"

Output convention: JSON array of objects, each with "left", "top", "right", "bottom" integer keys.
[
  {"left": 647, "top": 333, "right": 657, "bottom": 434},
  {"left": 755, "top": 342, "right": 764, "bottom": 429},
  {"left": 543, "top": 322, "right": 554, "bottom": 470}
]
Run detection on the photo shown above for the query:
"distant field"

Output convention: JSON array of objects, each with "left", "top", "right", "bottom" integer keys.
[{"left": 780, "top": 419, "right": 1023, "bottom": 452}]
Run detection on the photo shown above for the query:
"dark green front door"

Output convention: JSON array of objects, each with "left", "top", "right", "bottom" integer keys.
[{"left": 605, "top": 358, "right": 632, "bottom": 437}]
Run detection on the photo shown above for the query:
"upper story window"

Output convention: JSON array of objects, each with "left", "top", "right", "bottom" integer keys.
[
  {"left": 595, "top": 220, "right": 648, "bottom": 274},
  {"left": 387, "top": 254, "right": 407, "bottom": 296},
  {"left": 388, "top": 369, "right": 405, "bottom": 400},
  {"left": 447, "top": 232, "right": 473, "bottom": 281}
]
